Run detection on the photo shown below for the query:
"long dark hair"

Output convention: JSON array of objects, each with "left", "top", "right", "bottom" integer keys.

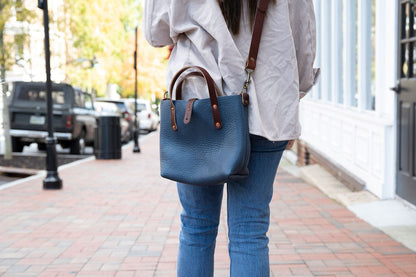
[{"left": 218, "top": 0, "right": 273, "bottom": 35}]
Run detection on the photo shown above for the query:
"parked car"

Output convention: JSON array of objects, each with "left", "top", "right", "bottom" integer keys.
[
  {"left": 95, "top": 99, "right": 137, "bottom": 141},
  {"left": 94, "top": 100, "right": 131, "bottom": 143},
  {"left": 120, "top": 99, "right": 141, "bottom": 131},
  {"left": 8, "top": 81, "right": 96, "bottom": 154},
  {"left": 125, "top": 99, "right": 159, "bottom": 132}
]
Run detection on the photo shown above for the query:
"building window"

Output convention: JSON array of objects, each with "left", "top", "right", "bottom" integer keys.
[
  {"left": 314, "top": 0, "right": 376, "bottom": 111},
  {"left": 401, "top": 2, "right": 415, "bottom": 78}
]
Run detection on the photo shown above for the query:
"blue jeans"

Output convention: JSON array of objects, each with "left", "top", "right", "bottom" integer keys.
[{"left": 177, "top": 135, "right": 288, "bottom": 277}]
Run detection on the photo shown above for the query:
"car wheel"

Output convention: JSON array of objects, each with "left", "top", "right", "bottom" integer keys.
[
  {"left": 37, "top": 142, "right": 47, "bottom": 151},
  {"left": 11, "top": 137, "right": 24, "bottom": 153},
  {"left": 70, "top": 130, "right": 86, "bottom": 155},
  {"left": 60, "top": 141, "right": 71, "bottom": 149},
  {"left": 128, "top": 128, "right": 134, "bottom": 142}
]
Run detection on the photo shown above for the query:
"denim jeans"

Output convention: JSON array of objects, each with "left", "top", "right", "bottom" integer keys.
[{"left": 177, "top": 135, "right": 288, "bottom": 277}]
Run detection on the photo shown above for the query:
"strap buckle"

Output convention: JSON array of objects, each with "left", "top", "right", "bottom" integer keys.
[{"left": 241, "top": 68, "right": 254, "bottom": 94}]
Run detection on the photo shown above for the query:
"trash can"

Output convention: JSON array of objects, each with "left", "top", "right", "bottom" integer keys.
[{"left": 94, "top": 116, "right": 122, "bottom": 159}]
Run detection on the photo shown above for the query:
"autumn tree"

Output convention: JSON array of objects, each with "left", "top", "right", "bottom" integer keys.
[
  {"left": 62, "top": 0, "right": 168, "bottom": 101},
  {"left": 119, "top": 24, "right": 168, "bottom": 101}
]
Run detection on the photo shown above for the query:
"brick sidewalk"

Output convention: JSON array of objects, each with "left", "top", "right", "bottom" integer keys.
[{"left": 0, "top": 132, "right": 415, "bottom": 277}]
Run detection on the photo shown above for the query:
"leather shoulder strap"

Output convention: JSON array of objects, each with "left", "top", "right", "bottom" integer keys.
[{"left": 245, "top": 0, "right": 270, "bottom": 71}]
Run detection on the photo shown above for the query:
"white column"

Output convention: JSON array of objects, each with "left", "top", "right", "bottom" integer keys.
[
  {"left": 375, "top": 0, "right": 397, "bottom": 118},
  {"left": 312, "top": 0, "right": 322, "bottom": 100},
  {"left": 343, "top": 0, "right": 357, "bottom": 107},
  {"left": 357, "top": 0, "right": 372, "bottom": 110},
  {"left": 321, "top": 0, "right": 331, "bottom": 101},
  {"left": 378, "top": 0, "right": 398, "bottom": 199},
  {"left": 331, "top": 0, "right": 343, "bottom": 104}
]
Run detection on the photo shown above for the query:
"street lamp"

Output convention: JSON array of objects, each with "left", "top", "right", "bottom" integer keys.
[
  {"left": 133, "top": 27, "right": 140, "bottom": 153},
  {"left": 38, "top": 0, "right": 62, "bottom": 189}
]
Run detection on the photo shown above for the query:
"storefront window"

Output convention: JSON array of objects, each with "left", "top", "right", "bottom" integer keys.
[{"left": 315, "top": 0, "right": 376, "bottom": 111}]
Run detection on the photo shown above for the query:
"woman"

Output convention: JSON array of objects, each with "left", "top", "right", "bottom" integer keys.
[{"left": 143, "top": 0, "right": 318, "bottom": 276}]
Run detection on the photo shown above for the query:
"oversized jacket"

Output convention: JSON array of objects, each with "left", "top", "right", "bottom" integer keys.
[{"left": 143, "top": 0, "right": 319, "bottom": 141}]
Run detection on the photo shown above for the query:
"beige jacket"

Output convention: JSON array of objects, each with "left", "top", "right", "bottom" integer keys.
[{"left": 143, "top": 0, "right": 319, "bottom": 141}]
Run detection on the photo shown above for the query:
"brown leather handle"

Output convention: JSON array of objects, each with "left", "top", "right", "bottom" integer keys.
[
  {"left": 168, "top": 66, "right": 223, "bottom": 131},
  {"left": 175, "top": 71, "right": 222, "bottom": 100}
]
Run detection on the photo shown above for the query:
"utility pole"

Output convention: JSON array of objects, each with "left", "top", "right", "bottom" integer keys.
[
  {"left": 38, "top": 0, "right": 62, "bottom": 189},
  {"left": 133, "top": 27, "right": 140, "bottom": 153}
]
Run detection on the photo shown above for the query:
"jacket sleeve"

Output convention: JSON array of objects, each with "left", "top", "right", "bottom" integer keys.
[
  {"left": 142, "top": 0, "right": 174, "bottom": 47},
  {"left": 288, "top": 0, "right": 320, "bottom": 98}
]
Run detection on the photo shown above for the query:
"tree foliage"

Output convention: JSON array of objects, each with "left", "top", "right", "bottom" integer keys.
[
  {"left": 63, "top": 0, "right": 168, "bottom": 100},
  {"left": 119, "top": 26, "right": 169, "bottom": 100}
]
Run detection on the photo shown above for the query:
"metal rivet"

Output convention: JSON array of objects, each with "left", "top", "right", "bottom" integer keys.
[
  {"left": 213, "top": 104, "right": 218, "bottom": 110},
  {"left": 215, "top": 122, "right": 221, "bottom": 129},
  {"left": 171, "top": 107, "right": 174, "bottom": 110},
  {"left": 172, "top": 125, "right": 177, "bottom": 131},
  {"left": 250, "top": 57, "right": 255, "bottom": 62}
]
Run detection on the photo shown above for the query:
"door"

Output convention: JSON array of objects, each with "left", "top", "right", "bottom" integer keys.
[{"left": 397, "top": 0, "right": 416, "bottom": 206}]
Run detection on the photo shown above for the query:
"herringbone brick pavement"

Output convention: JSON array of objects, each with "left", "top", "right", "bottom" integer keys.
[{"left": 0, "top": 132, "right": 415, "bottom": 276}]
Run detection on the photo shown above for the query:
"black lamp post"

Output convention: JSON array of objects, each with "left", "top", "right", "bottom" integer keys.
[
  {"left": 38, "top": 0, "right": 62, "bottom": 189},
  {"left": 133, "top": 27, "right": 141, "bottom": 153}
]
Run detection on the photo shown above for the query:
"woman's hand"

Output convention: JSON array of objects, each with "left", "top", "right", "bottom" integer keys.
[{"left": 286, "top": 140, "right": 295, "bottom": 150}]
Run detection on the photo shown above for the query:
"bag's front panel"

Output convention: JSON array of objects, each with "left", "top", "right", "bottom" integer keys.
[{"left": 160, "top": 95, "right": 250, "bottom": 185}]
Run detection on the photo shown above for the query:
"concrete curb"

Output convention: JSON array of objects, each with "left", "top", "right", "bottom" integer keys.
[
  {"left": 299, "top": 164, "right": 379, "bottom": 206},
  {"left": 0, "top": 132, "right": 157, "bottom": 191},
  {"left": 294, "top": 161, "right": 416, "bottom": 252}
]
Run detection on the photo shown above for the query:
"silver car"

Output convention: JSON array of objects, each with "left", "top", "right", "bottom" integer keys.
[{"left": 124, "top": 99, "right": 159, "bottom": 132}]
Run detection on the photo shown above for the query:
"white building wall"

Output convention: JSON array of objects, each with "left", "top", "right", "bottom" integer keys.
[
  {"left": 300, "top": 0, "right": 398, "bottom": 199},
  {"left": 4, "top": 0, "right": 66, "bottom": 84},
  {"left": 0, "top": 0, "right": 66, "bottom": 154}
]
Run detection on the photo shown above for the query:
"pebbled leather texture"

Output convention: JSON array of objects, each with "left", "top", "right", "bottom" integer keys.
[{"left": 160, "top": 94, "right": 250, "bottom": 186}]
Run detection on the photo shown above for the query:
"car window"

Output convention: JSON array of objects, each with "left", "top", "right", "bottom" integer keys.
[
  {"left": 84, "top": 93, "right": 93, "bottom": 110},
  {"left": 125, "top": 100, "right": 142, "bottom": 112},
  {"left": 125, "top": 102, "right": 134, "bottom": 113},
  {"left": 17, "top": 89, "right": 66, "bottom": 105},
  {"left": 136, "top": 103, "right": 146, "bottom": 111},
  {"left": 74, "top": 91, "right": 84, "bottom": 107},
  {"left": 114, "top": 102, "right": 127, "bottom": 113},
  {"left": 95, "top": 102, "right": 120, "bottom": 114}
]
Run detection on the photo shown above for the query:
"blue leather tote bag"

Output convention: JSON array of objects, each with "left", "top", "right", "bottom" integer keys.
[{"left": 160, "top": 66, "right": 250, "bottom": 186}]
